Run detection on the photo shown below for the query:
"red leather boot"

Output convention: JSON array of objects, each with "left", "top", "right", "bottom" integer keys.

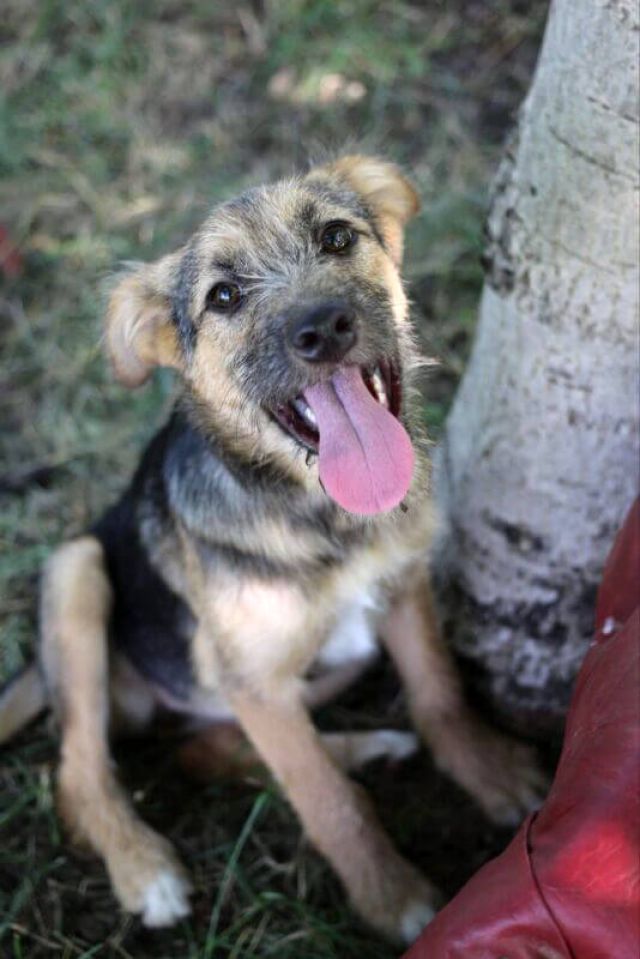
[{"left": 404, "top": 499, "right": 640, "bottom": 959}]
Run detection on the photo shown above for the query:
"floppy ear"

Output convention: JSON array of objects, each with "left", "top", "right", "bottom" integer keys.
[
  {"left": 315, "top": 155, "right": 420, "bottom": 264},
  {"left": 105, "top": 251, "right": 183, "bottom": 388}
]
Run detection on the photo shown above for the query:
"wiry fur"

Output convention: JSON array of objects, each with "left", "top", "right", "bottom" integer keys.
[{"left": 0, "top": 156, "right": 546, "bottom": 944}]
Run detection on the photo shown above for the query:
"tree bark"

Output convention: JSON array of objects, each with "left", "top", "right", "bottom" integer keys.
[{"left": 433, "top": 0, "right": 640, "bottom": 737}]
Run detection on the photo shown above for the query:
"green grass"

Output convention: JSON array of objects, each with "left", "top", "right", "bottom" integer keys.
[{"left": 1, "top": 1, "right": 548, "bottom": 955}]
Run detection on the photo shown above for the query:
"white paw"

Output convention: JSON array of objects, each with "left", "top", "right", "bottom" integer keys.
[
  {"left": 374, "top": 730, "right": 420, "bottom": 762},
  {"left": 141, "top": 869, "right": 192, "bottom": 927},
  {"left": 353, "top": 729, "right": 419, "bottom": 767},
  {"left": 399, "top": 899, "right": 436, "bottom": 945}
]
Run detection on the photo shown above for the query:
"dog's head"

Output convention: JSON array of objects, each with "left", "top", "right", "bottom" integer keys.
[{"left": 106, "top": 156, "right": 421, "bottom": 516}]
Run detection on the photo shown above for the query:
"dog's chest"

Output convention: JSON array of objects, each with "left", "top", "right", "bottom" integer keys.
[{"left": 192, "top": 535, "right": 409, "bottom": 691}]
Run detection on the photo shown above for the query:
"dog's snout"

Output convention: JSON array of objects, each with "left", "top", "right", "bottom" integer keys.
[{"left": 288, "top": 302, "right": 357, "bottom": 364}]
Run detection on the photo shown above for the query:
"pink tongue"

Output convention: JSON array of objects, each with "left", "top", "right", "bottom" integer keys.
[{"left": 304, "top": 366, "right": 414, "bottom": 515}]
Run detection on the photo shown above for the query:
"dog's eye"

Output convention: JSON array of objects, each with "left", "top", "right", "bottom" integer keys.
[
  {"left": 206, "top": 282, "right": 242, "bottom": 311},
  {"left": 320, "top": 222, "right": 356, "bottom": 255}
]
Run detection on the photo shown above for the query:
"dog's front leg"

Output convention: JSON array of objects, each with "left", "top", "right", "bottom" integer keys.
[
  {"left": 41, "top": 537, "right": 191, "bottom": 927},
  {"left": 227, "top": 681, "right": 437, "bottom": 944},
  {"left": 380, "top": 572, "right": 548, "bottom": 826}
]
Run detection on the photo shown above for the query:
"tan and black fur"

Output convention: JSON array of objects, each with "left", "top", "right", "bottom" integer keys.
[{"left": 0, "top": 156, "right": 545, "bottom": 944}]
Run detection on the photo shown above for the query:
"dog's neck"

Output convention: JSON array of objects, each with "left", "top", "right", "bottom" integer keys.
[{"left": 161, "top": 401, "right": 383, "bottom": 568}]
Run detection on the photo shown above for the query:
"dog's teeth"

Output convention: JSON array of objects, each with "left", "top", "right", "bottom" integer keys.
[
  {"left": 292, "top": 397, "right": 317, "bottom": 429},
  {"left": 371, "top": 368, "right": 389, "bottom": 408}
]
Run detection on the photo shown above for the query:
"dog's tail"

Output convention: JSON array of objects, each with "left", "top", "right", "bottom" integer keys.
[{"left": 0, "top": 664, "right": 47, "bottom": 746}]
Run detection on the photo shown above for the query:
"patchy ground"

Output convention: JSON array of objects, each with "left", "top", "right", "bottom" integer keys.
[{"left": 0, "top": 2, "right": 548, "bottom": 956}]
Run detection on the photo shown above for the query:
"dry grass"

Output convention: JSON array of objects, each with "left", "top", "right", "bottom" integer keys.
[{"left": 0, "top": 2, "right": 548, "bottom": 955}]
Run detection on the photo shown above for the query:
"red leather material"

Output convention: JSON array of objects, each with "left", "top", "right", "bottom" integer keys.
[
  {"left": 405, "top": 499, "right": 640, "bottom": 959},
  {"left": 595, "top": 499, "right": 640, "bottom": 634}
]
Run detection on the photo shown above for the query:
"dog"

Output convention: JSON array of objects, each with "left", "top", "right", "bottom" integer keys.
[{"left": 0, "top": 155, "right": 545, "bottom": 944}]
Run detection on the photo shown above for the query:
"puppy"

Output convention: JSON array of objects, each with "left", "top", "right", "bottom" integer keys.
[{"left": 0, "top": 156, "right": 545, "bottom": 943}]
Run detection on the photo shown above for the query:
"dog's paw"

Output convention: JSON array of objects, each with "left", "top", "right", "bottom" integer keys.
[
  {"left": 140, "top": 868, "right": 192, "bottom": 927},
  {"left": 398, "top": 897, "right": 437, "bottom": 945},
  {"left": 472, "top": 734, "right": 550, "bottom": 827},
  {"left": 372, "top": 729, "right": 420, "bottom": 762},
  {"left": 352, "top": 729, "right": 420, "bottom": 767},
  {"left": 479, "top": 737, "right": 550, "bottom": 826},
  {"left": 429, "top": 715, "right": 549, "bottom": 827},
  {"left": 352, "top": 859, "right": 439, "bottom": 945},
  {"left": 107, "top": 831, "right": 192, "bottom": 927}
]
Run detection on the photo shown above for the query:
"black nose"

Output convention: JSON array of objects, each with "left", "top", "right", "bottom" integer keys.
[{"left": 288, "top": 301, "right": 357, "bottom": 363}]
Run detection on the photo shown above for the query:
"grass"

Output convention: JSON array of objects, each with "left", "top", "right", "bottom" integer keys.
[{"left": 0, "top": 1, "right": 548, "bottom": 955}]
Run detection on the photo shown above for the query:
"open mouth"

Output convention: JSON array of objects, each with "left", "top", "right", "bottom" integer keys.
[
  {"left": 271, "top": 359, "right": 402, "bottom": 452},
  {"left": 270, "top": 358, "right": 413, "bottom": 515}
]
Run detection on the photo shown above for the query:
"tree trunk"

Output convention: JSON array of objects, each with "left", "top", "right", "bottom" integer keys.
[{"left": 433, "top": 0, "right": 639, "bottom": 738}]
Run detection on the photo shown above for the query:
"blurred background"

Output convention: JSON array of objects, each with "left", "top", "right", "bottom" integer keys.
[{"left": 1, "top": 2, "right": 547, "bottom": 956}]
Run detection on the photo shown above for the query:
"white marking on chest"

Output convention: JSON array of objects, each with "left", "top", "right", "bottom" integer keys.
[{"left": 316, "top": 588, "right": 380, "bottom": 669}]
